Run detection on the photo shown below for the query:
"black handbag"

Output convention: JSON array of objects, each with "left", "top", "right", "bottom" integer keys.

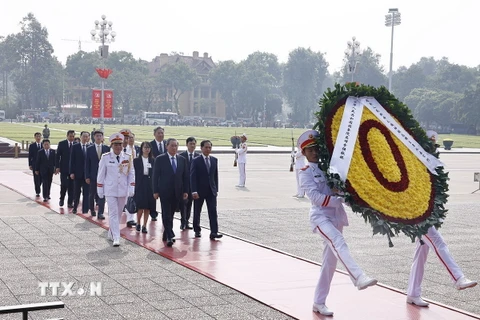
[{"left": 125, "top": 196, "right": 137, "bottom": 213}]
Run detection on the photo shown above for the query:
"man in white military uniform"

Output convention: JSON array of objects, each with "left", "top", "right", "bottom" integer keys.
[
  {"left": 120, "top": 129, "right": 137, "bottom": 228},
  {"left": 298, "top": 130, "right": 377, "bottom": 316},
  {"left": 97, "top": 133, "right": 135, "bottom": 247},
  {"left": 292, "top": 147, "right": 306, "bottom": 198},
  {"left": 406, "top": 130, "right": 477, "bottom": 307},
  {"left": 235, "top": 133, "right": 247, "bottom": 188}
]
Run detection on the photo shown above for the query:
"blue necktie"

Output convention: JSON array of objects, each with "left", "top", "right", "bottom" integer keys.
[
  {"left": 205, "top": 157, "right": 210, "bottom": 173},
  {"left": 171, "top": 156, "right": 177, "bottom": 173}
]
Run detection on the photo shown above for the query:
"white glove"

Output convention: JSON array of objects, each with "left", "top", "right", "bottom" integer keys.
[
  {"left": 329, "top": 196, "right": 345, "bottom": 207},
  {"left": 128, "top": 186, "right": 135, "bottom": 198},
  {"left": 98, "top": 187, "right": 104, "bottom": 199}
]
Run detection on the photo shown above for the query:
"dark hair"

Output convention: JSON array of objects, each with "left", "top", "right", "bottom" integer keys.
[
  {"left": 166, "top": 138, "right": 178, "bottom": 146},
  {"left": 34, "top": 132, "right": 41, "bottom": 137},
  {"left": 139, "top": 141, "right": 153, "bottom": 159},
  {"left": 200, "top": 140, "right": 212, "bottom": 148},
  {"left": 186, "top": 136, "right": 196, "bottom": 144},
  {"left": 42, "top": 139, "right": 50, "bottom": 144},
  {"left": 93, "top": 130, "right": 103, "bottom": 136},
  {"left": 80, "top": 131, "right": 90, "bottom": 136},
  {"left": 67, "top": 130, "right": 75, "bottom": 136},
  {"left": 153, "top": 126, "right": 164, "bottom": 134}
]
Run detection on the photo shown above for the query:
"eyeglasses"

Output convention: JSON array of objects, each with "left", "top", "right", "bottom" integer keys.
[{"left": 143, "top": 146, "right": 151, "bottom": 149}]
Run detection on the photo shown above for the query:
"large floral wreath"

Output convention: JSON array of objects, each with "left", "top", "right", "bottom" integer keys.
[{"left": 314, "top": 83, "right": 449, "bottom": 245}]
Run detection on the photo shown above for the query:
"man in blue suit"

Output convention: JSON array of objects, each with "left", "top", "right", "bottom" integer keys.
[
  {"left": 85, "top": 130, "right": 109, "bottom": 219},
  {"left": 35, "top": 139, "right": 56, "bottom": 202},
  {"left": 28, "top": 132, "right": 43, "bottom": 197},
  {"left": 55, "top": 130, "right": 76, "bottom": 208},
  {"left": 150, "top": 126, "right": 167, "bottom": 221},
  {"left": 152, "top": 138, "right": 189, "bottom": 247},
  {"left": 190, "top": 140, "right": 222, "bottom": 240},
  {"left": 70, "top": 131, "right": 91, "bottom": 214}
]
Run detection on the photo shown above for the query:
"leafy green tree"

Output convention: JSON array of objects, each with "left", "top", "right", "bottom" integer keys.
[
  {"left": 65, "top": 51, "right": 100, "bottom": 89},
  {"left": 340, "top": 46, "right": 387, "bottom": 88},
  {"left": 157, "top": 62, "right": 200, "bottom": 115},
  {"left": 457, "top": 83, "right": 480, "bottom": 129},
  {"left": 5, "top": 13, "right": 58, "bottom": 110},
  {"left": 209, "top": 60, "right": 241, "bottom": 119},
  {"left": 283, "top": 47, "right": 328, "bottom": 123},
  {"left": 392, "top": 64, "right": 427, "bottom": 101}
]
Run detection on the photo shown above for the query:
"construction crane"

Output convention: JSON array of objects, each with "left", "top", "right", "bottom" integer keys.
[{"left": 61, "top": 38, "right": 94, "bottom": 52}]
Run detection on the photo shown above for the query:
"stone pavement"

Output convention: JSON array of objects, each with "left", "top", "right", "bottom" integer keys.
[{"left": 0, "top": 153, "right": 480, "bottom": 319}]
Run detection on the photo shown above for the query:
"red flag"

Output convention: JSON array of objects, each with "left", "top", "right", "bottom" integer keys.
[{"left": 95, "top": 68, "right": 113, "bottom": 79}]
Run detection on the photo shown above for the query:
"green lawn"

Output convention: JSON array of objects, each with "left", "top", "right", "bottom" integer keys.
[
  {"left": 1, "top": 122, "right": 479, "bottom": 148},
  {"left": 0, "top": 122, "right": 305, "bottom": 147}
]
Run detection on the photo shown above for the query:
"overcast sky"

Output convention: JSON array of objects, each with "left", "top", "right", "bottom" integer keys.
[{"left": 2, "top": 1, "right": 479, "bottom": 73}]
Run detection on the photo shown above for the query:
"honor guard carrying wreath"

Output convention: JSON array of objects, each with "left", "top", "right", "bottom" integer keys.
[
  {"left": 298, "top": 130, "right": 377, "bottom": 316},
  {"left": 97, "top": 133, "right": 135, "bottom": 247},
  {"left": 235, "top": 133, "right": 247, "bottom": 188}
]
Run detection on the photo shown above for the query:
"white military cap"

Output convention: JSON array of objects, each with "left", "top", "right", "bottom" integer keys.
[
  {"left": 241, "top": 133, "right": 247, "bottom": 140},
  {"left": 297, "top": 130, "right": 320, "bottom": 150},
  {"left": 109, "top": 133, "right": 124, "bottom": 144},
  {"left": 426, "top": 130, "right": 438, "bottom": 141}
]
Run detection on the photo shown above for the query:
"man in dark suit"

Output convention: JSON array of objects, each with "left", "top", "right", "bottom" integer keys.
[
  {"left": 85, "top": 130, "right": 109, "bottom": 219},
  {"left": 28, "top": 132, "right": 43, "bottom": 197},
  {"left": 190, "top": 140, "right": 222, "bottom": 240},
  {"left": 35, "top": 139, "right": 56, "bottom": 202},
  {"left": 55, "top": 130, "right": 76, "bottom": 208},
  {"left": 150, "top": 126, "right": 167, "bottom": 221},
  {"left": 152, "top": 138, "right": 189, "bottom": 247},
  {"left": 70, "top": 131, "right": 91, "bottom": 214},
  {"left": 179, "top": 136, "right": 200, "bottom": 230}
]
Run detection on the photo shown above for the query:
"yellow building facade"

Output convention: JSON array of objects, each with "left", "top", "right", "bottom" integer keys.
[{"left": 148, "top": 51, "right": 226, "bottom": 119}]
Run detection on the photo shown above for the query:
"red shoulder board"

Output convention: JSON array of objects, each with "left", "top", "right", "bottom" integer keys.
[{"left": 300, "top": 165, "right": 310, "bottom": 171}]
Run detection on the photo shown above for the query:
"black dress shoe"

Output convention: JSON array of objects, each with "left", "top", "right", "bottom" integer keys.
[
  {"left": 97, "top": 214, "right": 105, "bottom": 220},
  {"left": 195, "top": 232, "right": 201, "bottom": 238},
  {"left": 186, "top": 225, "right": 193, "bottom": 230},
  {"left": 36, "top": 194, "right": 40, "bottom": 197},
  {"left": 91, "top": 211, "right": 97, "bottom": 217},
  {"left": 210, "top": 234, "right": 223, "bottom": 240},
  {"left": 59, "top": 200, "right": 64, "bottom": 206},
  {"left": 48, "top": 197, "right": 51, "bottom": 200},
  {"left": 166, "top": 239, "right": 174, "bottom": 247},
  {"left": 141, "top": 226, "right": 147, "bottom": 233},
  {"left": 136, "top": 224, "right": 141, "bottom": 232},
  {"left": 126, "top": 221, "right": 136, "bottom": 228},
  {"left": 180, "top": 224, "right": 185, "bottom": 230},
  {"left": 152, "top": 218, "right": 157, "bottom": 221},
  {"left": 43, "top": 199, "right": 48, "bottom": 202},
  {"left": 72, "top": 208, "right": 77, "bottom": 214},
  {"left": 67, "top": 204, "right": 74, "bottom": 209}
]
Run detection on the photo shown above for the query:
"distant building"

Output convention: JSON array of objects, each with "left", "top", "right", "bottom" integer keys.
[{"left": 148, "top": 51, "right": 226, "bottom": 119}]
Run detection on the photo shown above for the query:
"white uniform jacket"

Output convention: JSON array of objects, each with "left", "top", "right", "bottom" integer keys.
[
  {"left": 299, "top": 162, "right": 348, "bottom": 231},
  {"left": 97, "top": 151, "right": 135, "bottom": 198},
  {"left": 236, "top": 142, "right": 247, "bottom": 163},
  {"left": 293, "top": 151, "right": 306, "bottom": 170}
]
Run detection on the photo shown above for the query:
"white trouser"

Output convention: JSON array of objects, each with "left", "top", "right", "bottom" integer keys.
[
  {"left": 407, "top": 226, "right": 463, "bottom": 297},
  {"left": 295, "top": 169, "right": 305, "bottom": 196},
  {"left": 124, "top": 208, "right": 135, "bottom": 222},
  {"left": 314, "top": 219, "right": 364, "bottom": 304},
  {"left": 238, "top": 163, "right": 246, "bottom": 186},
  {"left": 106, "top": 196, "right": 127, "bottom": 241}
]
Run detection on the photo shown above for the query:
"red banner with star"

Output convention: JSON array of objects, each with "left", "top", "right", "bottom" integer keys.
[{"left": 91, "top": 89, "right": 114, "bottom": 118}]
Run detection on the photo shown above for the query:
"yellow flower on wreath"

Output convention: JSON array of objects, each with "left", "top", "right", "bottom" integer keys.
[{"left": 330, "top": 105, "right": 433, "bottom": 222}]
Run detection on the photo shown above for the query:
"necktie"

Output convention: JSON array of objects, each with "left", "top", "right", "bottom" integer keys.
[
  {"left": 46, "top": 150, "right": 49, "bottom": 157},
  {"left": 97, "top": 146, "right": 101, "bottom": 159},
  {"left": 205, "top": 156, "right": 210, "bottom": 173},
  {"left": 116, "top": 155, "right": 120, "bottom": 163},
  {"left": 160, "top": 143, "right": 163, "bottom": 154},
  {"left": 171, "top": 156, "right": 177, "bottom": 173},
  {"left": 37, "top": 143, "right": 40, "bottom": 150},
  {"left": 82, "top": 145, "right": 86, "bottom": 157},
  {"left": 69, "top": 142, "right": 72, "bottom": 149},
  {"left": 189, "top": 153, "right": 193, "bottom": 162}
]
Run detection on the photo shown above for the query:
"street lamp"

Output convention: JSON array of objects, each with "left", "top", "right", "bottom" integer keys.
[
  {"left": 90, "top": 15, "right": 116, "bottom": 131},
  {"left": 385, "top": 8, "right": 401, "bottom": 92},
  {"left": 344, "top": 37, "right": 361, "bottom": 83}
]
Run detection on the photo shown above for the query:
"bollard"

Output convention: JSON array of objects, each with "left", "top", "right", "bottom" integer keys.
[
  {"left": 22, "top": 140, "right": 25, "bottom": 150},
  {"left": 14, "top": 143, "right": 18, "bottom": 159}
]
